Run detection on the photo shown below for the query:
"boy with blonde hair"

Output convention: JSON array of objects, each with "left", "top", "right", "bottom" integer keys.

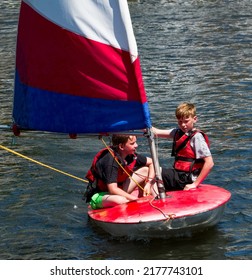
[{"left": 152, "top": 102, "right": 214, "bottom": 191}]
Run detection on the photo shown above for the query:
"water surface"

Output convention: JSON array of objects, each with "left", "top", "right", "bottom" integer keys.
[{"left": 0, "top": 0, "right": 251, "bottom": 260}]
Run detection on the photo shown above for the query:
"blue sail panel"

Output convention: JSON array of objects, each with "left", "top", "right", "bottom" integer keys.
[{"left": 13, "top": 72, "right": 151, "bottom": 133}]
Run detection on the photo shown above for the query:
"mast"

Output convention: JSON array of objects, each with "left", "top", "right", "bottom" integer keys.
[
  {"left": 146, "top": 128, "right": 166, "bottom": 199},
  {"left": 12, "top": 1, "right": 165, "bottom": 199}
]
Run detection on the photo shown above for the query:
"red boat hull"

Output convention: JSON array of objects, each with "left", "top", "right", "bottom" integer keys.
[{"left": 88, "top": 184, "right": 231, "bottom": 239}]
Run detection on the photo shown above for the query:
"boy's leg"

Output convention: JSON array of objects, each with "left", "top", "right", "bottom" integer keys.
[
  {"left": 123, "top": 166, "right": 158, "bottom": 197},
  {"left": 122, "top": 166, "right": 148, "bottom": 194},
  {"left": 161, "top": 168, "right": 184, "bottom": 191},
  {"left": 102, "top": 194, "right": 129, "bottom": 208},
  {"left": 90, "top": 192, "right": 130, "bottom": 209}
]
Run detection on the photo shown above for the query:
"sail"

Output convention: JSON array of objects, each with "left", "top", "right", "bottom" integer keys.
[{"left": 13, "top": 0, "right": 151, "bottom": 134}]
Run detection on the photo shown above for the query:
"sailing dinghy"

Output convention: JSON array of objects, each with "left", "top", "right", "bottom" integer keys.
[{"left": 11, "top": 0, "right": 231, "bottom": 239}]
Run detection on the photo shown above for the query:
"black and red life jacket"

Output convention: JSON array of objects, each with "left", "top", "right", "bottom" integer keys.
[
  {"left": 171, "top": 129, "right": 210, "bottom": 173},
  {"left": 85, "top": 147, "right": 137, "bottom": 191}
]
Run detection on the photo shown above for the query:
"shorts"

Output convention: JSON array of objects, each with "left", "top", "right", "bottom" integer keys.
[
  {"left": 90, "top": 192, "right": 108, "bottom": 210},
  {"left": 161, "top": 168, "right": 194, "bottom": 191}
]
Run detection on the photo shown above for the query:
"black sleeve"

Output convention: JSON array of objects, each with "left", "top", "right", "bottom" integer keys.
[
  {"left": 96, "top": 153, "right": 119, "bottom": 184},
  {"left": 134, "top": 153, "right": 147, "bottom": 171}
]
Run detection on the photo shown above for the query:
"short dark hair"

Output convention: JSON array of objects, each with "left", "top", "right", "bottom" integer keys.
[{"left": 112, "top": 135, "right": 133, "bottom": 147}]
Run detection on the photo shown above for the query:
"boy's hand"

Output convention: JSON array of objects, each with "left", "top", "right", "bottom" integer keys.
[
  {"left": 184, "top": 182, "right": 197, "bottom": 191},
  {"left": 143, "top": 183, "right": 151, "bottom": 196}
]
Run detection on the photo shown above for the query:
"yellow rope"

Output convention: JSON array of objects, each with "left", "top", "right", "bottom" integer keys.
[
  {"left": 0, "top": 144, "right": 88, "bottom": 183},
  {"left": 100, "top": 138, "right": 175, "bottom": 219},
  {"left": 100, "top": 137, "right": 146, "bottom": 192},
  {"left": 1, "top": 142, "right": 174, "bottom": 219}
]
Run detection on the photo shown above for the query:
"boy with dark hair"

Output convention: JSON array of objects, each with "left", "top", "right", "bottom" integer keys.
[{"left": 86, "top": 135, "right": 157, "bottom": 209}]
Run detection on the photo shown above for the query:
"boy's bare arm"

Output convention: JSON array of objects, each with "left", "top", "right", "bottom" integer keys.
[
  {"left": 184, "top": 156, "right": 214, "bottom": 190},
  {"left": 151, "top": 126, "right": 173, "bottom": 138}
]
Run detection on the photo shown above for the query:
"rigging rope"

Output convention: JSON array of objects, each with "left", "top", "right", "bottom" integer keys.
[
  {"left": 0, "top": 144, "right": 89, "bottom": 183},
  {"left": 100, "top": 137, "right": 175, "bottom": 220},
  {"left": 100, "top": 137, "right": 146, "bottom": 192},
  {"left": 1, "top": 142, "right": 174, "bottom": 219}
]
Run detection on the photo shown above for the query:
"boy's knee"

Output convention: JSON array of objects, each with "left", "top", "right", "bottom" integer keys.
[{"left": 137, "top": 166, "right": 149, "bottom": 177}]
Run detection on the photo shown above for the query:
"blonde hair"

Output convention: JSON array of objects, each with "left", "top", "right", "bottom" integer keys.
[{"left": 175, "top": 102, "right": 196, "bottom": 119}]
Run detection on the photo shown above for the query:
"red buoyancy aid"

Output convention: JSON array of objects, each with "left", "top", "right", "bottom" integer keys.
[
  {"left": 172, "top": 129, "right": 210, "bottom": 173},
  {"left": 85, "top": 147, "right": 137, "bottom": 191}
]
